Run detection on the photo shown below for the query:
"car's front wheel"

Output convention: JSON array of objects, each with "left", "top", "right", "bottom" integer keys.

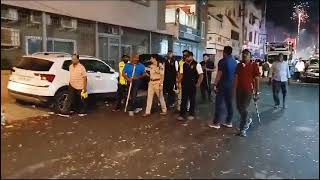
[{"left": 54, "top": 90, "right": 70, "bottom": 114}]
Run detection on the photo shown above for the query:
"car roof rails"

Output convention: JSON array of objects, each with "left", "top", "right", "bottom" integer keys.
[
  {"left": 32, "top": 52, "right": 71, "bottom": 56},
  {"left": 79, "top": 55, "right": 97, "bottom": 58}
]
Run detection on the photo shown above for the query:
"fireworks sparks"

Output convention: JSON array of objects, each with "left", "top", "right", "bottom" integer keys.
[{"left": 291, "top": 2, "right": 310, "bottom": 24}]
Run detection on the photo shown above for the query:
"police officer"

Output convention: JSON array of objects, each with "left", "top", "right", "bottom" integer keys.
[
  {"left": 177, "top": 51, "right": 203, "bottom": 121},
  {"left": 164, "top": 50, "right": 178, "bottom": 108},
  {"left": 143, "top": 54, "right": 167, "bottom": 116},
  {"left": 113, "top": 55, "right": 130, "bottom": 111},
  {"left": 200, "top": 54, "right": 215, "bottom": 102},
  {"left": 177, "top": 50, "right": 189, "bottom": 111}
]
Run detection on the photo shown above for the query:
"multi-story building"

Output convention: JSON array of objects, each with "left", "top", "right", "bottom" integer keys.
[
  {"left": 164, "top": 0, "right": 208, "bottom": 62},
  {"left": 206, "top": 0, "right": 265, "bottom": 61},
  {"left": 1, "top": 0, "right": 174, "bottom": 70}
]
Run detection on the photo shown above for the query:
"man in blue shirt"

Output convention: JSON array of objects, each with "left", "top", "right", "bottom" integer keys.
[
  {"left": 123, "top": 55, "right": 146, "bottom": 116},
  {"left": 209, "top": 46, "right": 237, "bottom": 129}
]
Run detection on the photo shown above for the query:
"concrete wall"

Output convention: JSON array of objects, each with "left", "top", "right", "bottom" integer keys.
[{"left": 2, "top": 0, "right": 160, "bottom": 31}]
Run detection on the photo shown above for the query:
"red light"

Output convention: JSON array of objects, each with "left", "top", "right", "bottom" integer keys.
[{"left": 34, "top": 73, "right": 55, "bottom": 82}]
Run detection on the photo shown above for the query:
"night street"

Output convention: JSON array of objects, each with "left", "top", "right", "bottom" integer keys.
[{"left": 1, "top": 81, "right": 319, "bottom": 179}]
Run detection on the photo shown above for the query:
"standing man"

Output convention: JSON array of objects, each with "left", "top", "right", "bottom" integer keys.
[
  {"left": 209, "top": 46, "right": 237, "bottom": 129},
  {"left": 66, "top": 54, "right": 88, "bottom": 116},
  {"left": 269, "top": 53, "right": 290, "bottom": 109},
  {"left": 234, "top": 49, "right": 260, "bottom": 137},
  {"left": 200, "top": 54, "right": 215, "bottom": 102},
  {"left": 143, "top": 54, "right": 167, "bottom": 116},
  {"left": 176, "top": 50, "right": 189, "bottom": 112},
  {"left": 164, "top": 50, "right": 178, "bottom": 108},
  {"left": 123, "top": 55, "right": 146, "bottom": 116},
  {"left": 113, "top": 55, "right": 130, "bottom": 112},
  {"left": 295, "top": 58, "right": 305, "bottom": 82},
  {"left": 177, "top": 52, "right": 203, "bottom": 121},
  {"left": 262, "top": 60, "right": 270, "bottom": 78}
]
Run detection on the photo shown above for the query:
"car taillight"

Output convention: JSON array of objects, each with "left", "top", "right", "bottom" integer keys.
[{"left": 34, "top": 73, "right": 55, "bottom": 82}]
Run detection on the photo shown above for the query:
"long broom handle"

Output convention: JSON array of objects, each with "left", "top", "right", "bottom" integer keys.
[
  {"left": 124, "top": 65, "right": 136, "bottom": 112},
  {"left": 205, "top": 64, "right": 209, "bottom": 88}
]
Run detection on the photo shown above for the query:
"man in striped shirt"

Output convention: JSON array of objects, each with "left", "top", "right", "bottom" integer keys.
[{"left": 67, "top": 54, "right": 88, "bottom": 116}]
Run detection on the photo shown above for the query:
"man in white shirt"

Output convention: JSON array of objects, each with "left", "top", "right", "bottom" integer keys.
[
  {"left": 295, "top": 58, "right": 305, "bottom": 82},
  {"left": 269, "top": 53, "right": 291, "bottom": 109},
  {"left": 177, "top": 51, "right": 203, "bottom": 121}
]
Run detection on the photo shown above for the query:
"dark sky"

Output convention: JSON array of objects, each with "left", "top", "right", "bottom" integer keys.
[{"left": 265, "top": 0, "right": 319, "bottom": 34}]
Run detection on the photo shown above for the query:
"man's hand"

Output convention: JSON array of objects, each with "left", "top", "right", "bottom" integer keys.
[
  {"left": 213, "top": 85, "right": 218, "bottom": 94},
  {"left": 253, "top": 91, "right": 260, "bottom": 102},
  {"left": 287, "top": 79, "right": 290, "bottom": 85},
  {"left": 159, "top": 84, "right": 163, "bottom": 91},
  {"left": 196, "top": 82, "right": 201, "bottom": 88},
  {"left": 83, "top": 88, "right": 87, "bottom": 93}
]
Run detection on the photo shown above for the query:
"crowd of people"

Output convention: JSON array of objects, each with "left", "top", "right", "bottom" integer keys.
[{"left": 66, "top": 46, "right": 291, "bottom": 137}]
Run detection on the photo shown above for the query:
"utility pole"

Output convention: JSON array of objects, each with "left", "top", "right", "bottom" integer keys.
[{"left": 241, "top": 0, "right": 246, "bottom": 52}]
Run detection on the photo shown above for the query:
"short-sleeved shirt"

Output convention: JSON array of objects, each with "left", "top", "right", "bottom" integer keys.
[
  {"left": 200, "top": 60, "right": 215, "bottom": 77},
  {"left": 149, "top": 63, "right": 164, "bottom": 81},
  {"left": 69, "top": 63, "right": 87, "bottom": 90},
  {"left": 123, "top": 63, "right": 145, "bottom": 78},
  {"left": 217, "top": 55, "right": 237, "bottom": 88},
  {"left": 236, "top": 61, "right": 260, "bottom": 91}
]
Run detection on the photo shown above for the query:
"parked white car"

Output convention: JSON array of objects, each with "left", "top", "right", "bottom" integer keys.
[{"left": 7, "top": 52, "right": 119, "bottom": 113}]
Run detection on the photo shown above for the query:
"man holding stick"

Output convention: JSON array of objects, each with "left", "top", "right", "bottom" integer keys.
[
  {"left": 200, "top": 54, "right": 215, "bottom": 102},
  {"left": 123, "top": 55, "right": 146, "bottom": 116}
]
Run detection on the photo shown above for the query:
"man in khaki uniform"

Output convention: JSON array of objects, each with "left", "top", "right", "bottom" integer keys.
[{"left": 143, "top": 54, "right": 167, "bottom": 116}]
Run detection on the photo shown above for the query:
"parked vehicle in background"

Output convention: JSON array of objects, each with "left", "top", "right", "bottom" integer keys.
[
  {"left": 302, "top": 57, "right": 319, "bottom": 83},
  {"left": 7, "top": 52, "right": 119, "bottom": 113}
]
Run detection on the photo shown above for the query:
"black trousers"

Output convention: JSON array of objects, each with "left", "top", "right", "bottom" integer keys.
[
  {"left": 272, "top": 80, "right": 287, "bottom": 106},
  {"left": 236, "top": 89, "right": 252, "bottom": 131},
  {"left": 163, "top": 79, "right": 176, "bottom": 106},
  {"left": 127, "top": 80, "right": 140, "bottom": 111},
  {"left": 115, "top": 84, "right": 128, "bottom": 109},
  {"left": 200, "top": 75, "right": 212, "bottom": 100},
  {"left": 67, "top": 85, "right": 87, "bottom": 114},
  {"left": 180, "top": 85, "right": 196, "bottom": 117}
]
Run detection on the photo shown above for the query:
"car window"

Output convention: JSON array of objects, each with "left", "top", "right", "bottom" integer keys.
[
  {"left": 16, "top": 57, "right": 54, "bottom": 71},
  {"left": 81, "top": 59, "right": 110, "bottom": 73},
  {"left": 62, "top": 60, "right": 72, "bottom": 71}
]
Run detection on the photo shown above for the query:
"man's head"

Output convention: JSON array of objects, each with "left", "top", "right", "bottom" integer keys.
[
  {"left": 278, "top": 53, "right": 284, "bottom": 62},
  {"left": 182, "top": 50, "right": 189, "bottom": 61},
  {"left": 186, "top": 51, "right": 193, "bottom": 63},
  {"left": 241, "top": 49, "right": 251, "bottom": 62},
  {"left": 72, "top": 54, "right": 80, "bottom": 65},
  {"left": 203, "top": 54, "right": 209, "bottom": 61},
  {"left": 122, "top": 55, "right": 130, "bottom": 63},
  {"left": 223, "top": 46, "right": 232, "bottom": 58},
  {"left": 299, "top": 57, "right": 303, "bottom": 62},
  {"left": 167, "top": 50, "right": 173, "bottom": 59},
  {"left": 150, "top": 54, "right": 159, "bottom": 65},
  {"left": 131, "top": 55, "right": 140, "bottom": 64}
]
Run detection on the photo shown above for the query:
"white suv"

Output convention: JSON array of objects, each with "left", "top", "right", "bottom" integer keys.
[{"left": 7, "top": 52, "right": 119, "bottom": 113}]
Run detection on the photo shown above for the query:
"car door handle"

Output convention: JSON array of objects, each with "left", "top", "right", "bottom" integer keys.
[{"left": 95, "top": 76, "right": 101, "bottom": 78}]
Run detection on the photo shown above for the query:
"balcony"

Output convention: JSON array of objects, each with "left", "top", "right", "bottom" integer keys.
[{"left": 165, "top": 7, "right": 198, "bottom": 29}]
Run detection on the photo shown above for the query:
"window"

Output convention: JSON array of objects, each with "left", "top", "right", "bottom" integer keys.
[
  {"left": 233, "top": 8, "right": 235, "bottom": 17},
  {"left": 238, "top": 5, "right": 241, "bottom": 17},
  {"left": 62, "top": 60, "right": 72, "bottom": 71},
  {"left": 16, "top": 57, "right": 54, "bottom": 71},
  {"left": 254, "top": 31, "right": 257, "bottom": 44},
  {"left": 249, "top": 32, "right": 252, "bottom": 42},
  {"left": 201, "top": 21, "right": 205, "bottom": 39},
  {"left": 231, "top": 30, "right": 239, "bottom": 40},
  {"left": 81, "top": 60, "right": 110, "bottom": 73},
  {"left": 244, "top": 27, "right": 247, "bottom": 41},
  {"left": 25, "top": 36, "right": 76, "bottom": 55}
]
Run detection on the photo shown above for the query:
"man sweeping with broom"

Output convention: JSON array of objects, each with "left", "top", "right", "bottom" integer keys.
[
  {"left": 123, "top": 55, "right": 146, "bottom": 116},
  {"left": 234, "top": 49, "right": 260, "bottom": 137}
]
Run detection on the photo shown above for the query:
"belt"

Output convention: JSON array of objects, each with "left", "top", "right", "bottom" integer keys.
[{"left": 150, "top": 78, "right": 160, "bottom": 81}]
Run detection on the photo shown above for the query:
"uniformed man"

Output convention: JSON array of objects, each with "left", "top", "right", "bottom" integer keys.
[
  {"left": 200, "top": 54, "right": 215, "bottom": 102},
  {"left": 143, "top": 54, "right": 167, "bottom": 116},
  {"left": 163, "top": 50, "right": 178, "bottom": 108},
  {"left": 176, "top": 50, "right": 189, "bottom": 111},
  {"left": 113, "top": 55, "right": 130, "bottom": 112},
  {"left": 177, "top": 51, "right": 203, "bottom": 121}
]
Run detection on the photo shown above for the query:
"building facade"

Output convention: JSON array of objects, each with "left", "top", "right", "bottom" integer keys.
[
  {"left": 164, "top": 0, "right": 208, "bottom": 62},
  {"left": 1, "top": 0, "right": 174, "bottom": 70}
]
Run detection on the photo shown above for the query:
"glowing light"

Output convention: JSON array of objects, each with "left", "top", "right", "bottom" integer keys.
[{"left": 291, "top": 2, "right": 310, "bottom": 24}]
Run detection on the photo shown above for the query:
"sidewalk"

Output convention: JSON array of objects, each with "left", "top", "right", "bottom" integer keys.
[{"left": 1, "top": 70, "right": 49, "bottom": 123}]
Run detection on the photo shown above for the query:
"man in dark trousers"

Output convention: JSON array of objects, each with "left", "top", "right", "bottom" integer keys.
[
  {"left": 163, "top": 50, "right": 178, "bottom": 108},
  {"left": 209, "top": 46, "right": 237, "bottom": 129},
  {"left": 234, "top": 49, "right": 260, "bottom": 137},
  {"left": 177, "top": 51, "right": 203, "bottom": 121},
  {"left": 200, "top": 54, "right": 215, "bottom": 102}
]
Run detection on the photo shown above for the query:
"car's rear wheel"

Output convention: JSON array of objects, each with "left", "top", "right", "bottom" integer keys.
[{"left": 54, "top": 90, "right": 70, "bottom": 114}]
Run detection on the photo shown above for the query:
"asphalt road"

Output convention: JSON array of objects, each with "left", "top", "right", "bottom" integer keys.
[{"left": 1, "top": 82, "right": 319, "bottom": 179}]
